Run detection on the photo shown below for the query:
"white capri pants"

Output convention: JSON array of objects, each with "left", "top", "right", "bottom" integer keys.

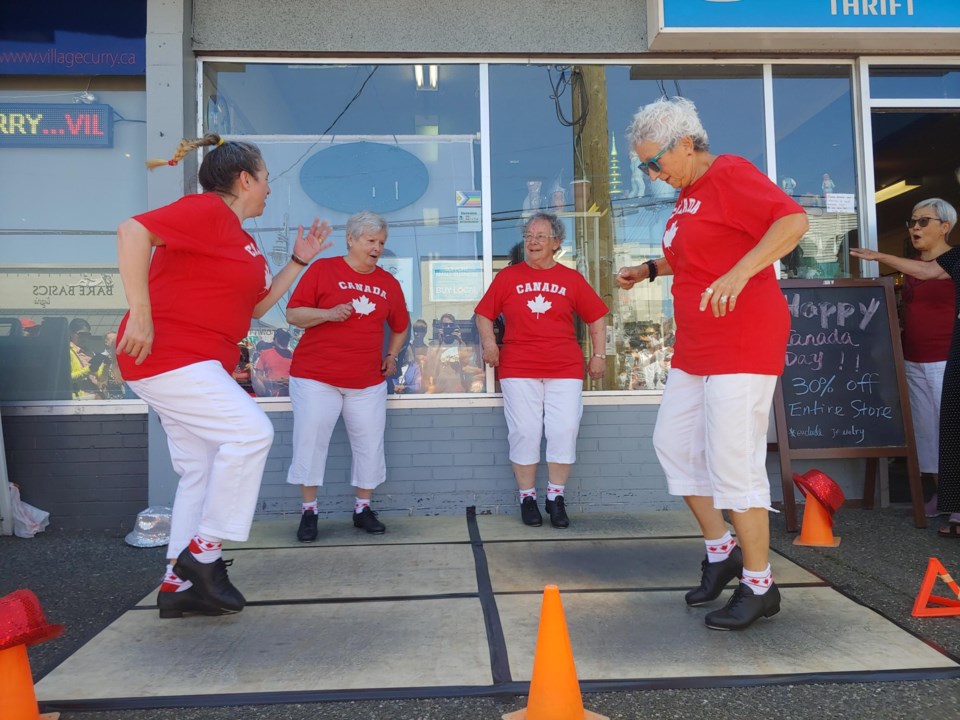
[
  {"left": 652, "top": 368, "right": 777, "bottom": 511},
  {"left": 500, "top": 378, "right": 583, "bottom": 465},
  {"left": 286, "top": 377, "right": 387, "bottom": 490},
  {"left": 126, "top": 360, "right": 275, "bottom": 559},
  {"left": 904, "top": 360, "right": 946, "bottom": 474}
]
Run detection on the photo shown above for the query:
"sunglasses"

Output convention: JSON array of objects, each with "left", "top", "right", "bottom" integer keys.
[
  {"left": 906, "top": 217, "right": 941, "bottom": 229},
  {"left": 637, "top": 143, "right": 673, "bottom": 175}
]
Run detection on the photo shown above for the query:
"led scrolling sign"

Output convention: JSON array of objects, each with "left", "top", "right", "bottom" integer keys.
[{"left": 0, "top": 103, "right": 113, "bottom": 148}]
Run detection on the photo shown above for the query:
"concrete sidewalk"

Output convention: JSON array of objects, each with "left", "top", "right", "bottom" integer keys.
[{"left": 3, "top": 504, "right": 960, "bottom": 719}]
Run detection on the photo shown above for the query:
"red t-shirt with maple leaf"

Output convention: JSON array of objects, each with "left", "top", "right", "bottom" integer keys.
[
  {"left": 288, "top": 257, "right": 409, "bottom": 389},
  {"left": 475, "top": 262, "right": 608, "bottom": 379},
  {"left": 665, "top": 155, "right": 803, "bottom": 376},
  {"left": 117, "top": 193, "right": 272, "bottom": 381}
]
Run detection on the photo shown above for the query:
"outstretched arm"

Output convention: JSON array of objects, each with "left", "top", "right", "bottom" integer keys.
[{"left": 850, "top": 247, "right": 949, "bottom": 281}]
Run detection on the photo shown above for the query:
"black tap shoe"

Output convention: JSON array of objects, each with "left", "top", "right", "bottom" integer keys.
[
  {"left": 685, "top": 546, "right": 743, "bottom": 606},
  {"left": 173, "top": 548, "right": 246, "bottom": 612}
]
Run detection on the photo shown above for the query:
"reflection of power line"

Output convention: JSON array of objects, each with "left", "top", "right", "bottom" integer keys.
[{"left": 271, "top": 65, "right": 380, "bottom": 184}]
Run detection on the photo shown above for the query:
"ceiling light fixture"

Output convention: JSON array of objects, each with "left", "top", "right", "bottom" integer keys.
[
  {"left": 875, "top": 179, "right": 920, "bottom": 204},
  {"left": 414, "top": 64, "right": 438, "bottom": 91}
]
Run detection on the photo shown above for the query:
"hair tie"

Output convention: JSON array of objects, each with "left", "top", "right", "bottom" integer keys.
[
  {"left": 216, "top": 137, "right": 226, "bottom": 147},
  {"left": 167, "top": 159, "right": 177, "bottom": 166}
]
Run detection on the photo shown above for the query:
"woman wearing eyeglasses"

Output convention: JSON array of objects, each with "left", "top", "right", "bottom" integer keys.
[
  {"left": 617, "top": 96, "right": 809, "bottom": 631},
  {"left": 476, "top": 212, "right": 608, "bottom": 529},
  {"left": 851, "top": 198, "right": 960, "bottom": 539}
]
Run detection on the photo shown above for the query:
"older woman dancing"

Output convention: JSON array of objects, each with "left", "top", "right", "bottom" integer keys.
[{"left": 617, "top": 97, "right": 808, "bottom": 630}]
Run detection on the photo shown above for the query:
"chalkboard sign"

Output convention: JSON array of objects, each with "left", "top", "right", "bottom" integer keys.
[{"left": 772, "top": 279, "right": 923, "bottom": 530}]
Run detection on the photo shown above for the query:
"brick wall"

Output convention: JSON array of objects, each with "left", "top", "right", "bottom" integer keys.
[{"left": 2, "top": 414, "right": 148, "bottom": 531}]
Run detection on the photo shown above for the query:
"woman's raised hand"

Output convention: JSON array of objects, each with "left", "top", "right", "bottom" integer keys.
[{"left": 293, "top": 217, "right": 334, "bottom": 263}]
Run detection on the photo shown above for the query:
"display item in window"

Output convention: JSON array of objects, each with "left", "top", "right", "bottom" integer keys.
[
  {"left": 116, "top": 133, "right": 334, "bottom": 618},
  {"left": 618, "top": 96, "right": 809, "bottom": 630}
]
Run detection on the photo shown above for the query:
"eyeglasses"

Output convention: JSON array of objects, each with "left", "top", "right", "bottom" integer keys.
[
  {"left": 906, "top": 217, "right": 941, "bottom": 229},
  {"left": 637, "top": 144, "right": 673, "bottom": 174},
  {"left": 523, "top": 233, "right": 556, "bottom": 243}
]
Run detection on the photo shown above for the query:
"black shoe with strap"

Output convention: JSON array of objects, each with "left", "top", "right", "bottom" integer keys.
[
  {"left": 353, "top": 506, "right": 386, "bottom": 534},
  {"left": 173, "top": 548, "right": 246, "bottom": 612},
  {"left": 157, "top": 586, "right": 232, "bottom": 619},
  {"left": 520, "top": 496, "right": 543, "bottom": 527},
  {"left": 297, "top": 509, "right": 318, "bottom": 542},
  {"left": 704, "top": 581, "right": 781, "bottom": 630},
  {"left": 545, "top": 496, "right": 570, "bottom": 528},
  {"left": 685, "top": 546, "right": 743, "bottom": 606}
]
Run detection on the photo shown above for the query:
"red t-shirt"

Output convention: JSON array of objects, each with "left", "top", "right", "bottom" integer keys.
[
  {"left": 118, "top": 193, "right": 272, "bottom": 380},
  {"left": 288, "top": 257, "right": 409, "bottom": 389},
  {"left": 474, "top": 262, "right": 608, "bottom": 379},
  {"left": 255, "top": 347, "right": 293, "bottom": 380},
  {"left": 664, "top": 155, "right": 803, "bottom": 376},
  {"left": 902, "top": 273, "right": 954, "bottom": 363}
]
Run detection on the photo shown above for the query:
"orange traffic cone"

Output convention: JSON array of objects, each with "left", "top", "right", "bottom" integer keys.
[
  {"left": 793, "top": 494, "right": 841, "bottom": 547},
  {"left": 0, "top": 644, "right": 59, "bottom": 719},
  {"left": 912, "top": 557, "right": 960, "bottom": 618},
  {"left": 502, "top": 585, "right": 608, "bottom": 720}
]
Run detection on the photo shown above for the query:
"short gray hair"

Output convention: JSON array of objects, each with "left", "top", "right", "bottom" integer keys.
[
  {"left": 521, "top": 212, "right": 565, "bottom": 243},
  {"left": 913, "top": 198, "right": 957, "bottom": 233},
  {"left": 628, "top": 96, "right": 710, "bottom": 152},
  {"left": 346, "top": 210, "right": 388, "bottom": 240}
]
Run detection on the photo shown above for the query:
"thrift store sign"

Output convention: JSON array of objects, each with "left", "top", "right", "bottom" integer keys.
[{"left": 0, "top": 104, "right": 113, "bottom": 148}]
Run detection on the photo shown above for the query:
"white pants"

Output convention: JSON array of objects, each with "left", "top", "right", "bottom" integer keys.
[
  {"left": 653, "top": 368, "right": 777, "bottom": 511},
  {"left": 286, "top": 377, "right": 387, "bottom": 490},
  {"left": 500, "top": 378, "right": 583, "bottom": 465},
  {"left": 127, "top": 361, "right": 275, "bottom": 559},
  {"left": 905, "top": 360, "right": 946, "bottom": 474}
]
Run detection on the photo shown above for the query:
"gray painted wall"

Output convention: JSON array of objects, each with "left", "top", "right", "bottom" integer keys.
[{"left": 192, "top": 0, "right": 648, "bottom": 54}]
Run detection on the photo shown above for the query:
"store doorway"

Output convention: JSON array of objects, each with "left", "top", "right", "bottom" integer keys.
[{"left": 871, "top": 110, "right": 960, "bottom": 260}]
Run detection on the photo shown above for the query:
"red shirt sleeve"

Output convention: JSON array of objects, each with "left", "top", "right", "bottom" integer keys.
[
  {"left": 134, "top": 194, "right": 235, "bottom": 257},
  {"left": 716, "top": 158, "right": 805, "bottom": 240}
]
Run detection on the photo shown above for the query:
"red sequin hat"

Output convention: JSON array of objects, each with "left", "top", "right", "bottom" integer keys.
[
  {"left": 0, "top": 589, "right": 64, "bottom": 651},
  {"left": 793, "top": 469, "right": 846, "bottom": 523}
]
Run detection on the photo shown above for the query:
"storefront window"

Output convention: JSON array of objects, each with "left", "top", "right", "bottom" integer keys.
[
  {"left": 869, "top": 66, "right": 960, "bottom": 99},
  {"left": 773, "top": 66, "right": 859, "bottom": 280},
  {"left": 203, "top": 62, "right": 484, "bottom": 395},
  {"left": 0, "top": 77, "right": 146, "bottom": 401}
]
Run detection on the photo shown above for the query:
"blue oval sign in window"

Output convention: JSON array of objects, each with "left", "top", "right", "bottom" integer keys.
[{"left": 299, "top": 142, "right": 429, "bottom": 215}]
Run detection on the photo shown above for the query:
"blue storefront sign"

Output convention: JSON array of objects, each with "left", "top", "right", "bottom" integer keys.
[{"left": 661, "top": 0, "right": 960, "bottom": 29}]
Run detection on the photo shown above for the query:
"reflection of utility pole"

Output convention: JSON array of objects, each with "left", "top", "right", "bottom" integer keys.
[{"left": 572, "top": 65, "right": 614, "bottom": 386}]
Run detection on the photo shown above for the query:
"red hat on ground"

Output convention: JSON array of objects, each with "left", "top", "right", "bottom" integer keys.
[
  {"left": 793, "top": 469, "right": 846, "bottom": 521},
  {"left": 19, "top": 318, "right": 38, "bottom": 329},
  {"left": 0, "top": 589, "right": 64, "bottom": 651}
]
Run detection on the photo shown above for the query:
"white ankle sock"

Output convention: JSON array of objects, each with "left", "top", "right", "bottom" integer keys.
[
  {"left": 704, "top": 532, "right": 737, "bottom": 563},
  {"left": 742, "top": 564, "right": 773, "bottom": 595},
  {"left": 546, "top": 482, "right": 565, "bottom": 501},
  {"left": 160, "top": 563, "right": 192, "bottom": 593},
  {"left": 519, "top": 488, "right": 536, "bottom": 503},
  {"left": 187, "top": 534, "right": 222, "bottom": 564},
  {"left": 354, "top": 497, "right": 371, "bottom": 514},
  {"left": 302, "top": 501, "right": 317, "bottom": 514}
]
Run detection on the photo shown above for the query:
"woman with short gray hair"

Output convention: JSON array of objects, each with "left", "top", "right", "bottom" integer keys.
[{"left": 618, "top": 96, "right": 809, "bottom": 631}]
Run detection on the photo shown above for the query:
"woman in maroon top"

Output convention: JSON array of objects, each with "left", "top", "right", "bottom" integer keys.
[{"left": 117, "top": 135, "right": 332, "bottom": 618}]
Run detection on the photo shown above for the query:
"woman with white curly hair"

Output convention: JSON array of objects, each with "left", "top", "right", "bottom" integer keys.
[{"left": 617, "top": 97, "right": 809, "bottom": 631}]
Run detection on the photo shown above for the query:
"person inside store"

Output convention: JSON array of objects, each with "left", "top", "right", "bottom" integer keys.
[
  {"left": 89, "top": 330, "right": 125, "bottom": 399},
  {"left": 851, "top": 198, "right": 960, "bottom": 539},
  {"left": 254, "top": 327, "right": 293, "bottom": 397},
  {"left": 423, "top": 313, "right": 484, "bottom": 393},
  {"left": 232, "top": 343, "right": 256, "bottom": 397},
  {"left": 116, "top": 133, "right": 333, "bottom": 619},
  {"left": 388, "top": 343, "right": 423, "bottom": 395},
  {"left": 410, "top": 318, "right": 430, "bottom": 365},
  {"left": 617, "top": 96, "right": 808, "bottom": 630},
  {"left": 285, "top": 210, "right": 409, "bottom": 542},
  {"left": 476, "top": 211, "right": 608, "bottom": 529},
  {"left": 68, "top": 318, "right": 102, "bottom": 400}
]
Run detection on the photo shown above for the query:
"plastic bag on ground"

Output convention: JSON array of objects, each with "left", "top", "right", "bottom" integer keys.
[{"left": 8, "top": 483, "right": 50, "bottom": 538}]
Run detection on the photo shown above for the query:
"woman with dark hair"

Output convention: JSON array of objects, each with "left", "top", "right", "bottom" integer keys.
[{"left": 116, "top": 134, "right": 333, "bottom": 618}]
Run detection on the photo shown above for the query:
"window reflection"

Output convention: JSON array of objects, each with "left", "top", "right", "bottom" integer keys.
[
  {"left": 869, "top": 66, "right": 960, "bottom": 100},
  {"left": 773, "top": 66, "right": 858, "bottom": 279}
]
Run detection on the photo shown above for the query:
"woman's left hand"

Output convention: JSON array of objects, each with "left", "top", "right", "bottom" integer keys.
[
  {"left": 699, "top": 268, "right": 749, "bottom": 318},
  {"left": 293, "top": 217, "right": 334, "bottom": 263},
  {"left": 587, "top": 356, "right": 606, "bottom": 380}
]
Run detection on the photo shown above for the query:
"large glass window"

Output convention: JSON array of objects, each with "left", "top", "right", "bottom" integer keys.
[
  {"left": 773, "top": 66, "right": 858, "bottom": 280},
  {"left": 203, "top": 62, "right": 484, "bottom": 396},
  {"left": 0, "top": 76, "right": 146, "bottom": 401},
  {"left": 869, "top": 66, "right": 960, "bottom": 99}
]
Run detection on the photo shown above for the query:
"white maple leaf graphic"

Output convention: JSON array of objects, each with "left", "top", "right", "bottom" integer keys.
[
  {"left": 662, "top": 221, "right": 678, "bottom": 249},
  {"left": 527, "top": 294, "right": 552, "bottom": 318},
  {"left": 352, "top": 295, "right": 376, "bottom": 316}
]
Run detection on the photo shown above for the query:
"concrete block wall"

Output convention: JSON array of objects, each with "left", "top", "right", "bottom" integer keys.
[{"left": 1, "top": 414, "right": 148, "bottom": 531}]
